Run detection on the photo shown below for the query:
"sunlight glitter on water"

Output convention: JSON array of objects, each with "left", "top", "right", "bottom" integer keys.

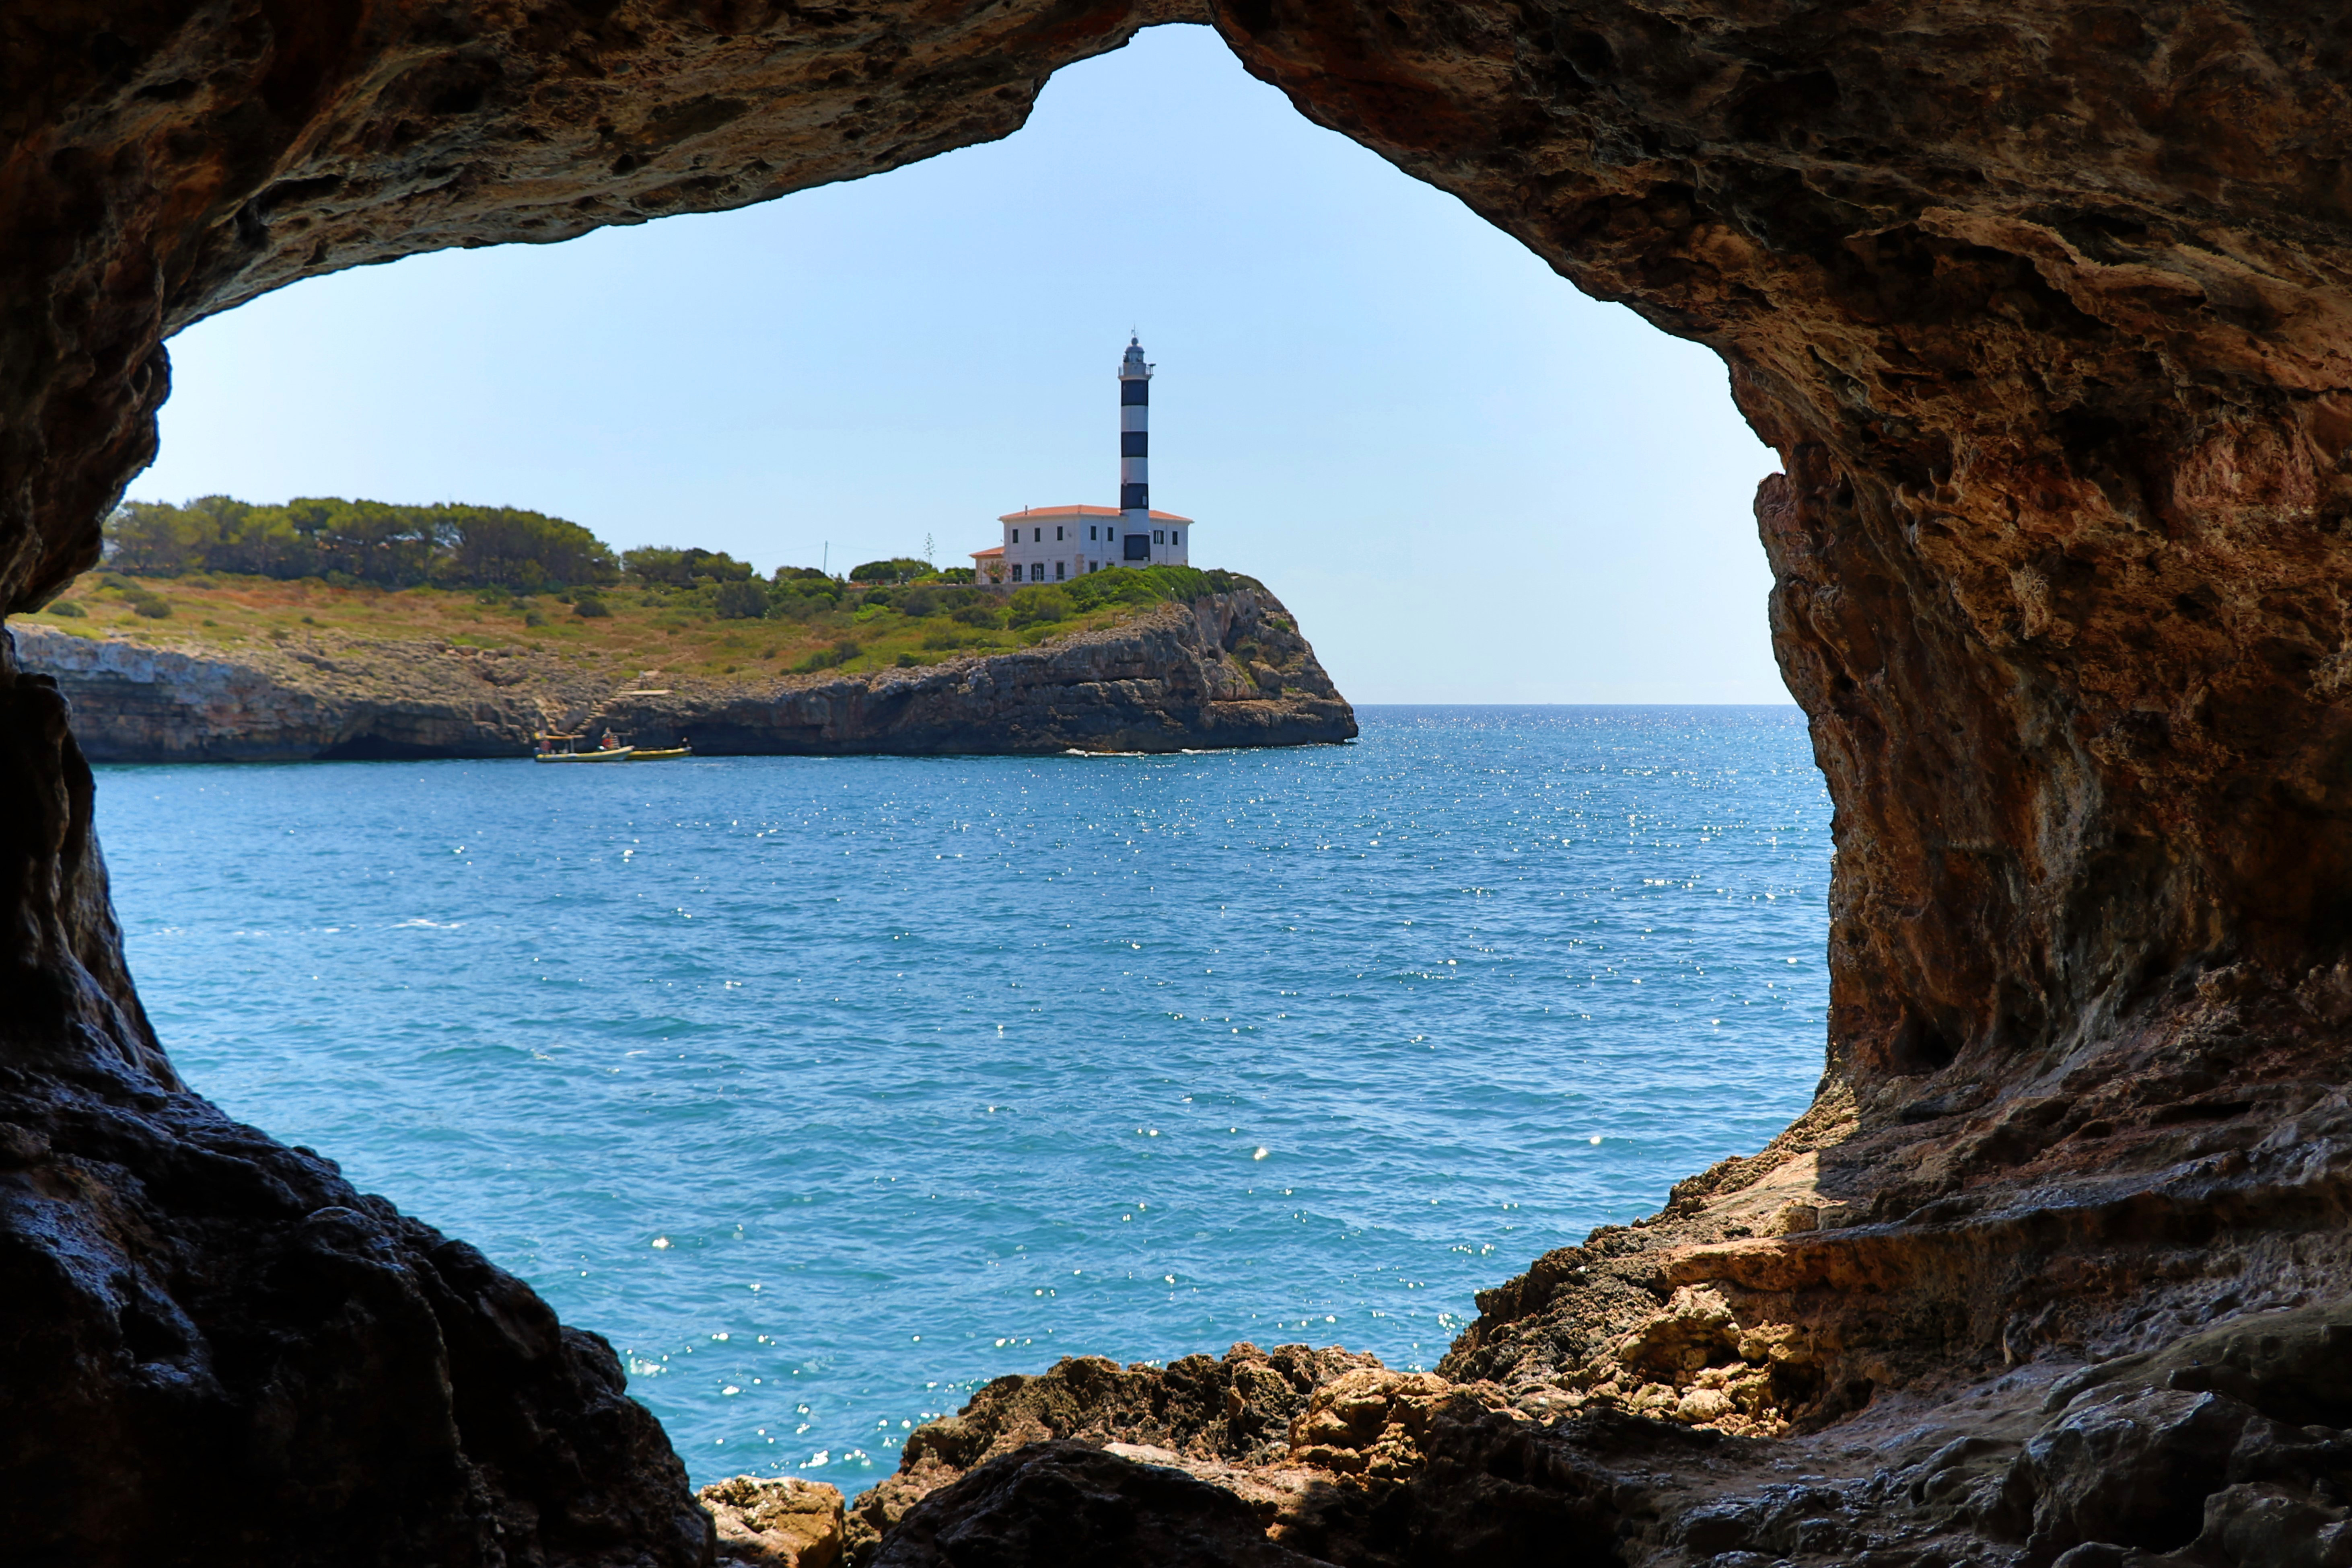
[{"left": 103, "top": 705, "right": 1829, "bottom": 1485}]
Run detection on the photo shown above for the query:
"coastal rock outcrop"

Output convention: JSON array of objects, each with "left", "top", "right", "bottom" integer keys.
[
  {"left": 702, "top": 1475, "right": 846, "bottom": 1568},
  {"left": 15, "top": 587, "right": 1352, "bottom": 762},
  {"left": 9, "top": 0, "right": 2352, "bottom": 1564}
]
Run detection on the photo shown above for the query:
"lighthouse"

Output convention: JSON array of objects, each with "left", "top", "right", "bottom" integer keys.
[
  {"left": 973, "top": 335, "right": 1193, "bottom": 586},
  {"left": 1117, "top": 335, "right": 1153, "bottom": 561}
]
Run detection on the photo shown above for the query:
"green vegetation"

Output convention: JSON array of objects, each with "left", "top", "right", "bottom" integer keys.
[
  {"left": 39, "top": 497, "right": 1263, "bottom": 680},
  {"left": 712, "top": 580, "right": 769, "bottom": 619},
  {"left": 109, "top": 495, "right": 619, "bottom": 590},
  {"left": 850, "top": 557, "right": 931, "bottom": 583},
  {"left": 621, "top": 546, "right": 755, "bottom": 587}
]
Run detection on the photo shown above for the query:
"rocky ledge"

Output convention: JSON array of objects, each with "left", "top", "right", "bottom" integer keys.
[
  {"left": 10, "top": 586, "right": 1353, "bottom": 762},
  {"left": 763, "top": 1003, "right": 2352, "bottom": 1566}
]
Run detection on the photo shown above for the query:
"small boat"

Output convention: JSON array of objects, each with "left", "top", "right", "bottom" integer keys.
[
  {"left": 534, "top": 731, "right": 633, "bottom": 763},
  {"left": 628, "top": 744, "right": 693, "bottom": 762}
]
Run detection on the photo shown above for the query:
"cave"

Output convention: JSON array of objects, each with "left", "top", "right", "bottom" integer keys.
[{"left": 6, "top": 2, "right": 2351, "bottom": 1564}]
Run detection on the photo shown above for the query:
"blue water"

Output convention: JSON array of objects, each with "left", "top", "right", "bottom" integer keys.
[{"left": 97, "top": 706, "right": 1829, "bottom": 1487}]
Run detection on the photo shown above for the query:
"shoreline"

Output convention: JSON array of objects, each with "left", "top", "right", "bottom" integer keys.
[{"left": 13, "top": 587, "right": 1355, "bottom": 762}]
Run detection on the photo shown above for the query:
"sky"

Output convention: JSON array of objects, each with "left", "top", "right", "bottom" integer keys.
[{"left": 134, "top": 24, "right": 1788, "bottom": 705}]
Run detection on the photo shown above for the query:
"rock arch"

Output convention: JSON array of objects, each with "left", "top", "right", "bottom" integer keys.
[{"left": 6, "top": 4, "right": 2350, "bottom": 1563}]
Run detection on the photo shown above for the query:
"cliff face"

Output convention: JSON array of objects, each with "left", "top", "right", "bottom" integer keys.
[
  {"left": 7, "top": 2, "right": 2352, "bottom": 1565},
  {"left": 13, "top": 588, "right": 1353, "bottom": 762}
]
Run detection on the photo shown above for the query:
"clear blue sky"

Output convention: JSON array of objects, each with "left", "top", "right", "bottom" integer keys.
[{"left": 134, "top": 24, "right": 1786, "bottom": 704}]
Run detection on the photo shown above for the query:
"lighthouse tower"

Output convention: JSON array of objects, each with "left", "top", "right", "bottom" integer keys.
[
  {"left": 1117, "top": 336, "right": 1153, "bottom": 562},
  {"left": 973, "top": 335, "right": 1192, "bottom": 587}
]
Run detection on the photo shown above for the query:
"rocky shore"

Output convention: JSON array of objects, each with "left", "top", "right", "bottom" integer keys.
[{"left": 11, "top": 586, "right": 1354, "bottom": 761}]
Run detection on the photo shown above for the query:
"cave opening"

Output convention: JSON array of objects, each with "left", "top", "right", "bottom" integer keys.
[
  {"left": 81, "top": 19, "right": 1832, "bottom": 1498},
  {"left": 14, "top": 4, "right": 2347, "bottom": 1562}
]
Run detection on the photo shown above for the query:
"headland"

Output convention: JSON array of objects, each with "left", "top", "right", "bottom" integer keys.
[{"left": 12, "top": 566, "right": 1353, "bottom": 760}]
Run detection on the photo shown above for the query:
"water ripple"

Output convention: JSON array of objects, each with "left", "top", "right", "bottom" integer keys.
[{"left": 102, "top": 704, "right": 1829, "bottom": 1484}]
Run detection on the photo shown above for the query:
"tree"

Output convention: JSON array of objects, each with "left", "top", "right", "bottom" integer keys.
[
  {"left": 623, "top": 546, "right": 755, "bottom": 587},
  {"left": 105, "top": 501, "right": 212, "bottom": 575},
  {"left": 850, "top": 557, "right": 929, "bottom": 583},
  {"left": 712, "top": 580, "right": 769, "bottom": 619},
  {"left": 99, "top": 495, "right": 622, "bottom": 590}
]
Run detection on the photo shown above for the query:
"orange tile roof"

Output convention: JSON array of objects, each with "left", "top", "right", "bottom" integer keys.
[
  {"left": 970, "top": 545, "right": 1005, "bottom": 558},
  {"left": 995, "top": 504, "right": 1196, "bottom": 524}
]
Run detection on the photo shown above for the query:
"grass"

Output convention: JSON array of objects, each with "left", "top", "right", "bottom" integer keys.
[{"left": 14, "top": 571, "right": 1154, "bottom": 680}]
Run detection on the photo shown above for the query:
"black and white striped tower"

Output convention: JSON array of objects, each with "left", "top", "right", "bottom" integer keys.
[{"left": 1117, "top": 335, "right": 1152, "bottom": 562}]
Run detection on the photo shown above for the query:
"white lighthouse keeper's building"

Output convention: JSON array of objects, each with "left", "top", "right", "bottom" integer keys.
[{"left": 973, "top": 335, "right": 1195, "bottom": 587}]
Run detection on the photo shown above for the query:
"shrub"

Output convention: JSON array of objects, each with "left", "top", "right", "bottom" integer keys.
[
  {"left": 45, "top": 599, "right": 85, "bottom": 617},
  {"left": 713, "top": 580, "right": 769, "bottom": 620},
  {"left": 1066, "top": 565, "right": 1254, "bottom": 613},
  {"left": 849, "top": 557, "right": 929, "bottom": 583},
  {"left": 894, "top": 651, "right": 926, "bottom": 668},
  {"left": 131, "top": 595, "right": 172, "bottom": 619},
  {"left": 951, "top": 602, "right": 1002, "bottom": 629},
  {"left": 793, "top": 639, "right": 860, "bottom": 673},
  {"left": 896, "top": 586, "right": 944, "bottom": 619},
  {"left": 574, "top": 595, "right": 611, "bottom": 618},
  {"left": 1008, "top": 585, "right": 1072, "bottom": 627},
  {"left": 622, "top": 546, "right": 754, "bottom": 587},
  {"left": 523, "top": 610, "right": 547, "bottom": 627},
  {"left": 935, "top": 567, "right": 976, "bottom": 584}
]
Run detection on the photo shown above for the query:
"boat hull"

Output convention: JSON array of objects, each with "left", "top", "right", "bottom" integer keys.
[{"left": 534, "top": 748, "right": 634, "bottom": 763}]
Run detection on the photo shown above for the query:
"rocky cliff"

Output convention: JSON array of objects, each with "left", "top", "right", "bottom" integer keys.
[
  {"left": 7, "top": 2, "right": 2352, "bottom": 1566},
  {"left": 12, "top": 588, "right": 1353, "bottom": 762}
]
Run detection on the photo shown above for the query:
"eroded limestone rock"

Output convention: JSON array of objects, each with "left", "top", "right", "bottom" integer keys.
[
  {"left": 702, "top": 1475, "right": 847, "bottom": 1568},
  {"left": 10, "top": 0, "right": 2352, "bottom": 1562}
]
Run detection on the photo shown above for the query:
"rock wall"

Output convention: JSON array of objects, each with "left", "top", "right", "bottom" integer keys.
[
  {"left": 12, "top": 588, "right": 1352, "bottom": 762},
  {"left": 7, "top": 1, "right": 2352, "bottom": 1564}
]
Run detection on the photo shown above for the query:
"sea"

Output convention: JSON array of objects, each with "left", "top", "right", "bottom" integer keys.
[{"left": 97, "top": 705, "right": 1831, "bottom": 1488}]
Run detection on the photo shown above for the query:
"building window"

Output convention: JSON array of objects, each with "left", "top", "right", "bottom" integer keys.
[
  {"left": 1152, "top": 529, "right": 1164, "bottom": 545},
  {"left": 1056, "top": 526, "right": 1064, "bottom": 540},
  {"left": 1124, "top": 533, "right": 1150, "bottom": 561},
  {"left": 1056, "top": 560, "right": 1066, "bottom": 580},
  {"left": 1088, "top": 525, "right": 1097, "bottom": 541},
  {"left": 1033, "top": 528, "right": 1041, "bottom": 543},
  {"left": 1171, "top": 530, "right": 1180, "bottom": 548},
  {"left": 1030, "top": 562, "right": 1044, "bottom": 582}
]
